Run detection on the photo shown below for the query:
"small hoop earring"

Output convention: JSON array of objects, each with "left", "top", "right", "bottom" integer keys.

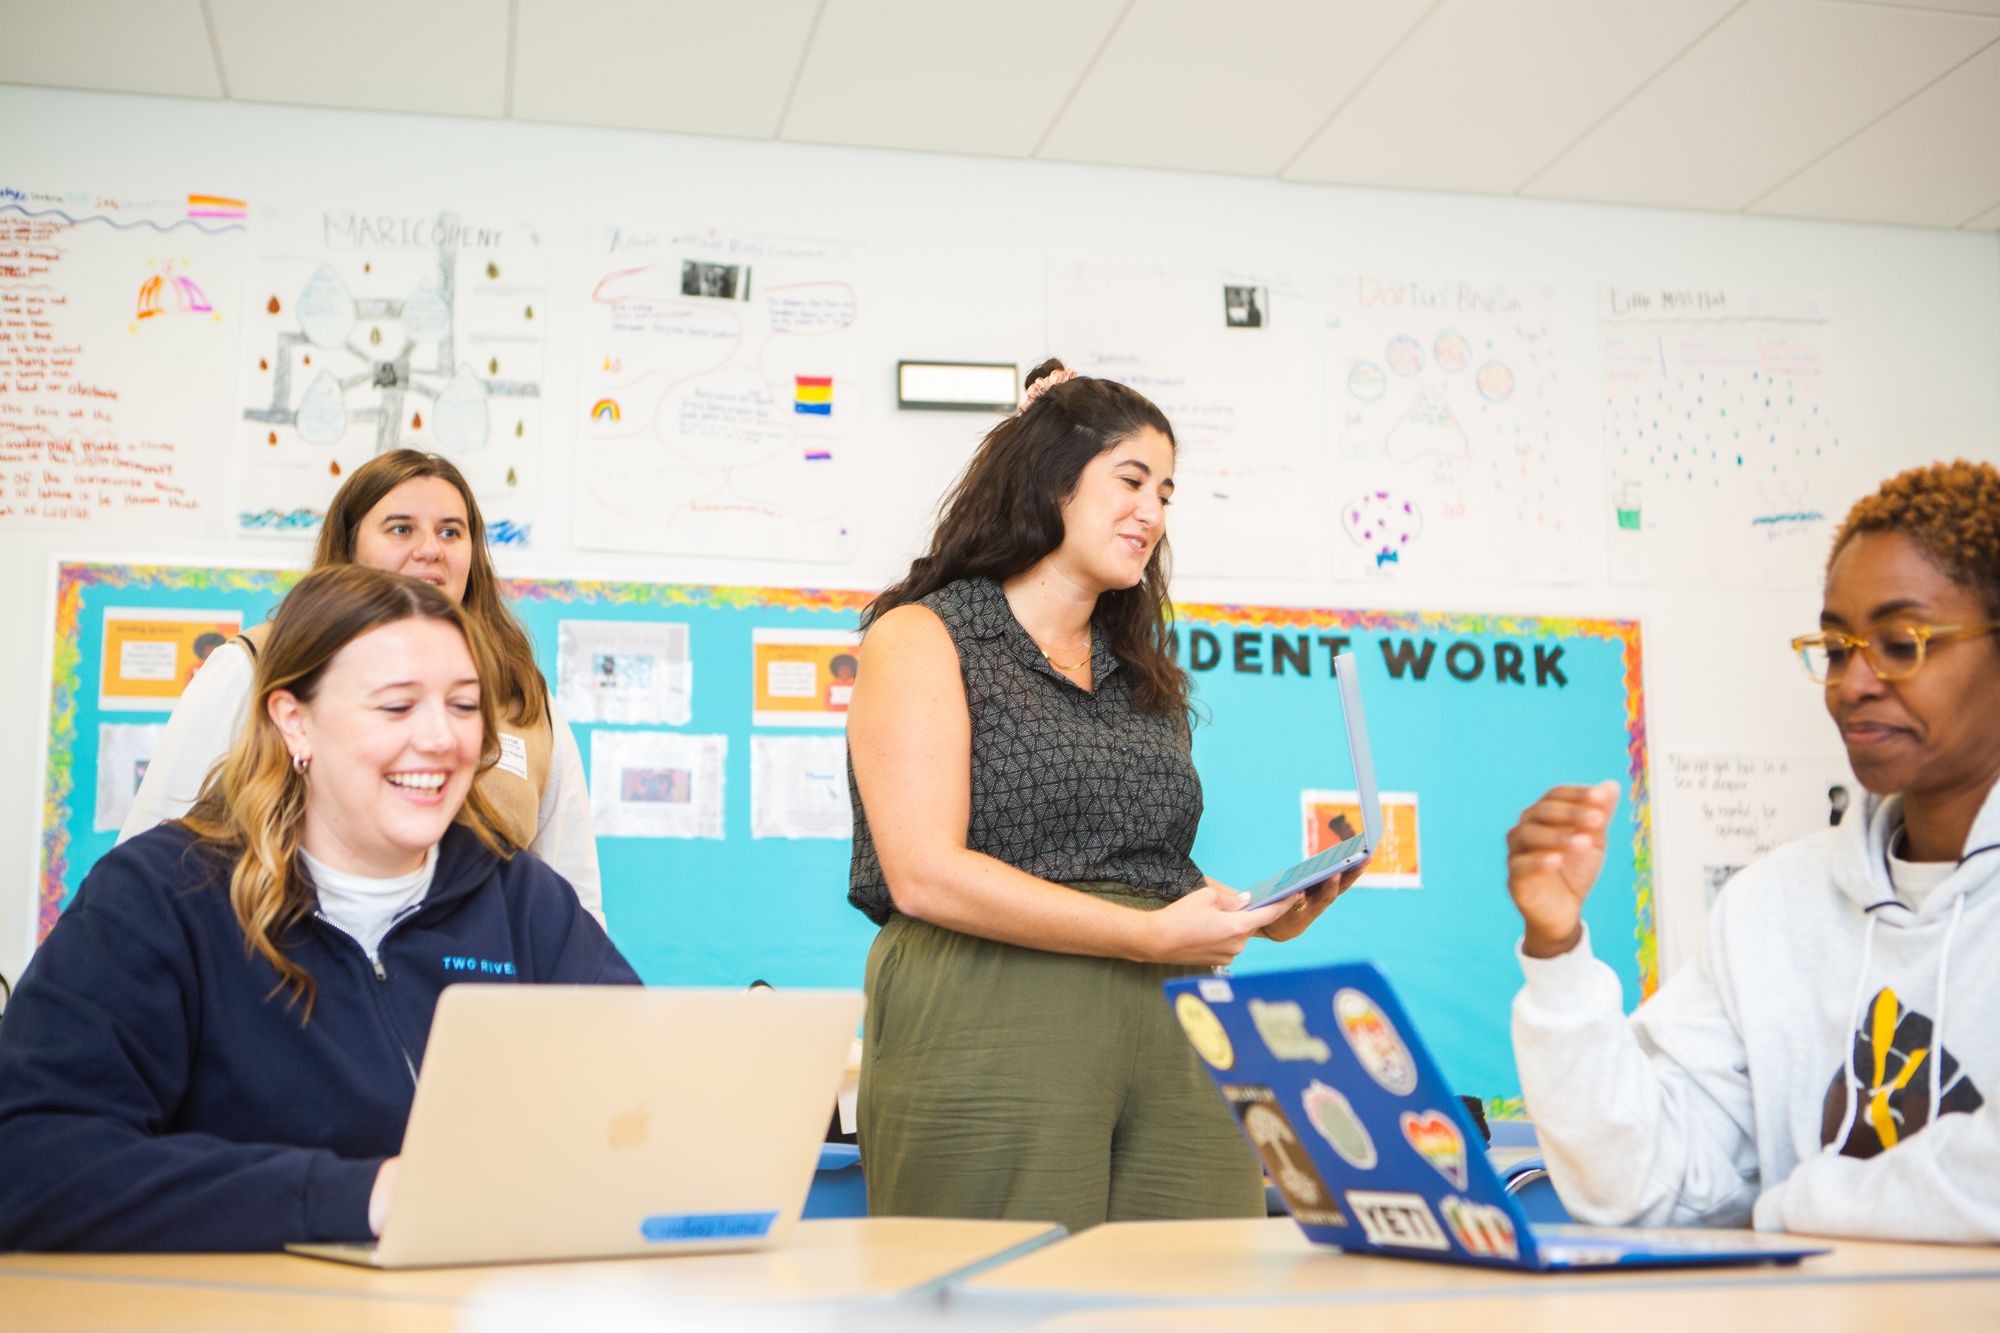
[{"left": 291, "top": 752, "right": 311, "bottom": 775}]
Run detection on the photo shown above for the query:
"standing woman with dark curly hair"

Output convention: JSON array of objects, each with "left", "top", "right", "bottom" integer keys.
[
  {"left": 845, "top": 360, "right": 1364, "bottom": 1232},
  {"left": 121, "top": 451, "right": 602, "bottom": 924},
  {"left": 1504, "top": 458, "right": 2000, "bottom": 1242}
]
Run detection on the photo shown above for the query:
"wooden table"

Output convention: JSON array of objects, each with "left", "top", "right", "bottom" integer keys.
[
  {"left": 0, "top": 1217, "right": 1063, "bottom": 1331},
  {"left": 950, "top": 1216, "right": 2000, "bottom": 1322}
]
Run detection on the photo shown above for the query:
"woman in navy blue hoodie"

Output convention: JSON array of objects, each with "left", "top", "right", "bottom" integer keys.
[{"left": 0, "top": 565, "right": 638, "bottom": 1251}]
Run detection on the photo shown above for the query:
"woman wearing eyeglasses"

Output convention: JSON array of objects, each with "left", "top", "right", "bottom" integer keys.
[{"left": 1502, "top": 459, "right": 2000, "bottom": 1243}]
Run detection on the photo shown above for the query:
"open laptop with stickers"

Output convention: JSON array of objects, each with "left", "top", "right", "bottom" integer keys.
[
  {"left": 1241, "top": 652, "right": 1384, "bottom": 911},
  {"left": 1164, "top": 963, "right": 1828, "bottom": 1271},
  {"left": 288, "top": 985, "right": 863, "bottom": 1269}
]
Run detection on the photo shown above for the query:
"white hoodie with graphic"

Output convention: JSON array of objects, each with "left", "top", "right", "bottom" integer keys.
[{"left": 1511, "top": 779, "right": 2000, "bottom": 1241}]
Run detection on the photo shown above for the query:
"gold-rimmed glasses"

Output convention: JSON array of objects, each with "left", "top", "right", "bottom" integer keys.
[{"left": 1790, "top": 622, "right": 2000, "bottom": 684}]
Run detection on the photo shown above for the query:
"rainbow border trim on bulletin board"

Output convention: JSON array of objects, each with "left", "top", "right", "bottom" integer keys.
[
  {"left": 1175, "top": 600, "right": 1655, "bottom": 1002},
  {"left": 41, "top": 567, "right": 1652, "bottom": 1014}
]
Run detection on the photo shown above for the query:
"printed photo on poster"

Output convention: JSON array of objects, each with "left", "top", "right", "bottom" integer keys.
[
  {"left": 751, "top": 628, "right": 862, "bottom": 728},
  {"left": 589, "top": 730, "right": 725, "bottom": 839},
  {"left": 556, "top": 619, "right": 692, "bottom": 724},
  {"left": 1302, "top": 788, "right": 1421, "bottom": 889},
  {"left": 99, "top": 608, "right": 242, "bottom": 712},
  {"left": 751, "top": 735, "right": 851, "bottom": 840},
  {"left": 93, "top": 723, "right": 164, "bottom": 831}
]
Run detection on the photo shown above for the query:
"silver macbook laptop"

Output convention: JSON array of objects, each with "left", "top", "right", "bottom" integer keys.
[
  {"left": 288, "top": 985, "right": 863, "bottom": 1269},
  {"left": 1243, "top": 652, "right": 1384, "bottom": 910}
]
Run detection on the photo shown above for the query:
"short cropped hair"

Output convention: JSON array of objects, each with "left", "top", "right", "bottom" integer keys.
[{"left": 1830, "top": 459, "right": 2000, "bottom": 619}]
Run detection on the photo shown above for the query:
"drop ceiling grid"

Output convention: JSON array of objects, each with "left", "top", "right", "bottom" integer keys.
[
  {"left": 1036, "top": 0, "right": 1435, "bottom": 177},
  {"left": 1522, "top": 0, "right": 2000, "bottom": 211},
  {"left": 1750, "top": 36, "right": 2000, "bottom": 225},
  {"left": 204, "top": 0, "right": 511, "bottom": 116},
  {"left": 779, "top": 0, "right": 1126, "bottom": 157},
  {"left": 0, "top": 0, "right": 221, "bottom": 99},
  {"left": 1282, "top": 0, "right": 1742, "bottom": 194},
  {"left": 510, "top": 0, "right": 820, "bottom": 137}
]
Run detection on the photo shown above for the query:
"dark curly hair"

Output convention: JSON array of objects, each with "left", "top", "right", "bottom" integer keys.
[
  {"left": 866, "top": 358, "right": 1188, "bottom": 716},
  {"left": 1830, "top": 459, "right": 2000, "bottom": 618}
]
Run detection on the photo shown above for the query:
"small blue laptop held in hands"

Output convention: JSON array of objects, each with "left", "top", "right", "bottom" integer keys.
[
  {"left": 1163, "top": 962, "right": 1829, "bottom": 1272},
  {"left": 1241, "top": 652, "right": 1382, "bottom": 912}
]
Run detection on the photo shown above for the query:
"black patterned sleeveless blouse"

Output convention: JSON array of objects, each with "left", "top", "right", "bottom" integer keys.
[{"left": 847, "top": 577, "right": 1207, "bottom": 926}]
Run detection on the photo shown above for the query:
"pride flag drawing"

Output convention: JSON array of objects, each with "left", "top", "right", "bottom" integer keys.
[
  {"left": 187, "top": 194, "right": 247, "bottom": 221},
  {"left": 794, "top": 376, "right": 833, "bottom": 416}
]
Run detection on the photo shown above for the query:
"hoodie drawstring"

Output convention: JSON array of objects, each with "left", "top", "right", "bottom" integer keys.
[
  {"left": 1827, "top": 913, "right": 1880, "bottom": 1155},
  {"left": 1929, "top": 892, "right": 1966, "bottom": 1122}
]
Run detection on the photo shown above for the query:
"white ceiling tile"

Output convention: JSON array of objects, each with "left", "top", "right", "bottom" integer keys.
[
  {"left": 1751, "top": 39, "right": 2000, "bottom": 226},
  {"left": 0, "top": 0, "right": 220, "bottom": 98},
  {"left": 1039, "top": 0, "right": 1433, "bottom": 177},
  {"left": 514, "top": 0, "right": 818, "bottom": 137},
  {"left": 206, "top": 0, "right": 509, "bottom": 117},
  {"left": 781, "top": 0, "right": 1125, "bottom": 156},
  {"left": 1286, "top": 0, "right": 1739, "bottom": 193},
  {"left": 1524, "top": 0, "right": 2000, "bottom": 212}
]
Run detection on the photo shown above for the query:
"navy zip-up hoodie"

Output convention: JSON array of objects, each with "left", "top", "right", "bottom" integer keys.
[{"left": 0, "top": 821, "right": 639, "bottom": 1252}]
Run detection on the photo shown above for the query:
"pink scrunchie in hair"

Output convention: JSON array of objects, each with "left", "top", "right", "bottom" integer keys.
[{"left": 1017, "top": 367, "right": 1077, "bottom": 413}]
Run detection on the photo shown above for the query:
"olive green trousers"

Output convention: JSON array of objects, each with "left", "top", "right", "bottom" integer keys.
[{"left": 858, "top": 885, "right": 1263, "bottom": 1234}]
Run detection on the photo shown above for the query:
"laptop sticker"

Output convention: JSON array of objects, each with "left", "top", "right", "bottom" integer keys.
[
  {"left": 1333, "top": 988, "right": 1417, "bottom": 1094},
  {"left": 1399, "top": 1109, "right": 1468, "bottom": 1188},
  {"left": 1197, "top": 977, "right": 1234, "bottom": 1003},
  {"left": 1346, "top": 1190, "right": 1450, "bottom": 1251},
  {"left": 640, "top": 1210, "right": 779, "bottom": 1243},
  {"left": 1301, "top": 1079, "right": 1377, "bottom": 1169},
  {"left": 1175, "top": 993, "right": 1235, "bottom": 1071},
  {"left": 1222, "top": 1085, "right": 1347, "bottom": 1228},
  {"left": 1249, "top": 999, "right": 1331, "bottom": 1062},
  {"left": 1440, "top": 1195, "right": 1519, "bottom": 1260}
]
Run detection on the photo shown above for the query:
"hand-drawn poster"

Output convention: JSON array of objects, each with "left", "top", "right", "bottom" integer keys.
[
  {"left": 235, "top": 208, "right": 546, "bottom": 543},
  {"left": 0, "top": 185, "right": 243, "bottom": 529},
  {"left": 574, "top": 225, "right": 861, "bottom": 561},
  {"left": 1601, "top": 287, "right": 1851, "bottom": 588},
  {"left": 556, "top": 618, "right": 691, "bottom": 725},
  {"left": 588, "top": 730, "right": 726, "bottom": 839},
  {"left": 1044, "top": 257, "right": 1320, "bottom": 580},
  {"left": 1655, "top": 750, "right": 1854, "bottom": 976},
  {"left": 1323, "top": 273, "right": 1583, "bottom": 584}
]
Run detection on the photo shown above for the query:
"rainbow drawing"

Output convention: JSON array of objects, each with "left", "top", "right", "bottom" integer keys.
[
  {"left": 794, "top": 376, "right": 833, "bottom": 416},
  {"left": 804, "top": 448, "right": 833, "bottom": 461},
  {"left": 592, "top": 399, "right": 621, "bottom": 423},
  {"left": 187, "top": 193, "right": 247, "bottom": 221},
  {"left": 173, "top": 275, "right": 212, "bottom": 313},
  {"left": 136, "top": 274, "right": 164, "bottom": 320}
]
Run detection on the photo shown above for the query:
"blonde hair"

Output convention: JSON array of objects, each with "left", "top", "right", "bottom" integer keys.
[{"left": 182, "top": 565, "right": 509, "bottom": 1020}]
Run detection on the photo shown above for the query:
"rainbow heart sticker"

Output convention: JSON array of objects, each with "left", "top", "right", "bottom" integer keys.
[{"left": 1399, "top": 1109, "right": 1467, "bottom": 1189}]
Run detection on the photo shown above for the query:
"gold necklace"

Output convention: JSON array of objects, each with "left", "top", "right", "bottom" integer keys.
[{"left": 1043, "top": 647, "right": 1091, "bottom": 672}]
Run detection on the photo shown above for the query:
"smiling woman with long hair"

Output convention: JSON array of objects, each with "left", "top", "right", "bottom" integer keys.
[
  {"left": 845, "top": 359, "right": 1365, "bottom": 1233},
  {"left": 0, "top": 566, "right": 636, "bottom": 1252},
  {"left": 1503, "top": 458, "right": 2000, "bottom": 1243},
  {"left": 120, "top": 451, "right": 602, "bottom": 923}
]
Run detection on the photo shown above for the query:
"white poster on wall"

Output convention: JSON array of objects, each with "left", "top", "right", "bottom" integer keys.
[
  {"left": 94, "top": 723, "right": 164, "bottom": 832},
  {"left": 588, "top": 730, "right": 726, "bottom": 839},
  {"left": 573, "top": 224, "right": 861, "bottom": 562},
  {"left": 1044, "top": 256, "right": 1321, "bottom": 580},
  {"left": 1323, "top": 273, "right": 1586, "bottom": 584},
  {"left": 0, "top": 184, "right": 242, "bottom": 532},
  {"left": 234, "top": 207, "right": 547, "bottom": 544},
  {"left": 751, "top": 735, "right": 851, "bottom": 840},
  {"left": 556, "top": 619, "right": 692, "bottom": 725},
  {"left": 1601, "top": 287, "right": 1854, "bottom": 589}
]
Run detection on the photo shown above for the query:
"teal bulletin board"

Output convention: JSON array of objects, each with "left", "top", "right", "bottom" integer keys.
[{"left": 40, "top": 563, "right": 1650, "bottom": 1105}]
